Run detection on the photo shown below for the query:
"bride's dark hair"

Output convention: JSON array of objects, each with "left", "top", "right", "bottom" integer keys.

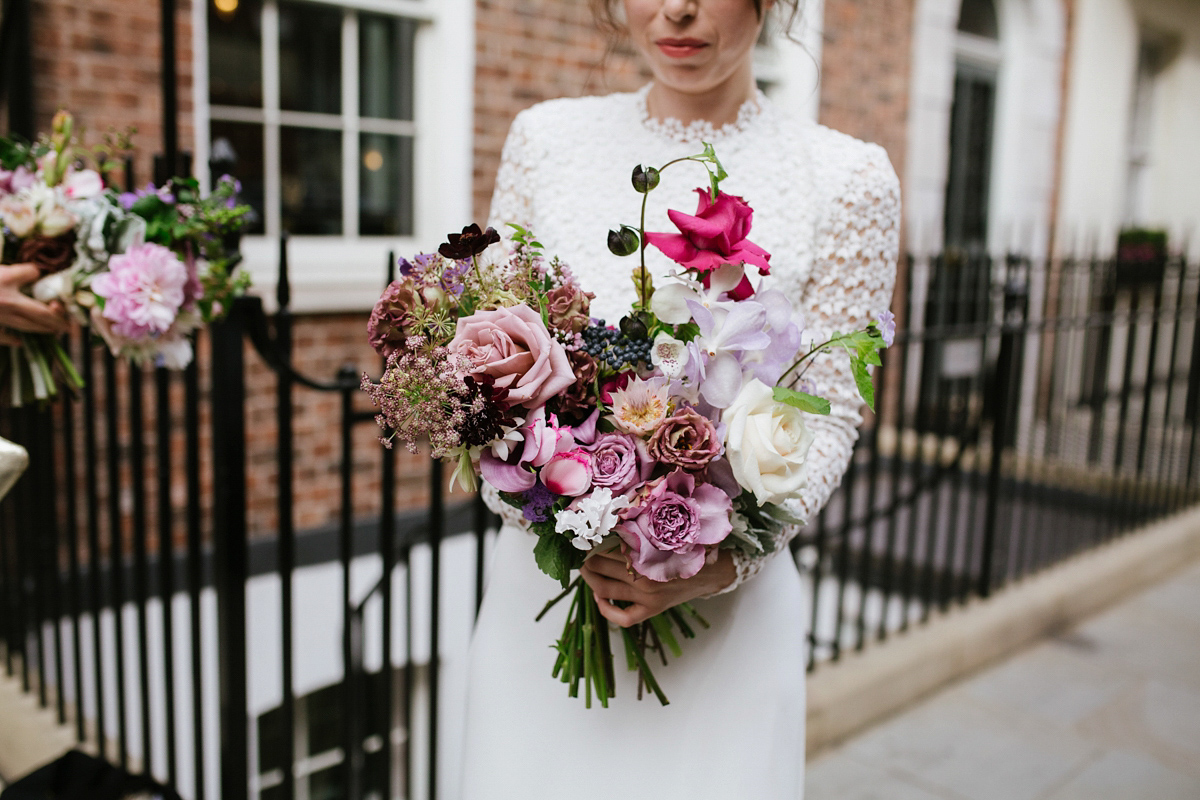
[{"left": 589, "top": 0, "right": 804, "bottom": 40}]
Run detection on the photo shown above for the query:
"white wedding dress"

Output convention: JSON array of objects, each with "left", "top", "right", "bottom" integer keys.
[{"left": 459, "top": 86, "right": 900, "bottom": 800}]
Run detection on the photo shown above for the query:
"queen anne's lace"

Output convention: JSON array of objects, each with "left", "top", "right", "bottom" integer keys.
[{"left": 487, "top": 87, "right": 900, "bottom": 594}]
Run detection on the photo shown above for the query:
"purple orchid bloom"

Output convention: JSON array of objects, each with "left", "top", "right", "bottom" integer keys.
[{"left": 688, "top": 299, "right": 771, "bottom": 409}]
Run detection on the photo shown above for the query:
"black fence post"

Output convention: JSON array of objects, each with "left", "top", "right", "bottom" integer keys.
[
  {"left": 212, "top": 297, "right": 251, "bottom": 800},
  {"left": 980, "top": 267, "right": 1023, "bottom": 597}
]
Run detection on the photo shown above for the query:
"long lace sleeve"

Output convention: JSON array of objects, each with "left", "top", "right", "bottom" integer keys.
[
  {"left": 487, "top": 110, "right": 537, "bottom": 232},
  {"left": 717, "top": 142, "right": 901, "bottom": 594}
]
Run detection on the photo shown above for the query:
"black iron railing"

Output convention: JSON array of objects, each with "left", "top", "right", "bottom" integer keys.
[{"left": 1, "top": 246, "right": 1199, "bottom": 800}]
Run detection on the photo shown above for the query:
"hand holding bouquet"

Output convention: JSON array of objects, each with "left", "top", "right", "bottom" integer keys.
[{"left": 364, "top": 144, "right": 892, "bottom": 706}]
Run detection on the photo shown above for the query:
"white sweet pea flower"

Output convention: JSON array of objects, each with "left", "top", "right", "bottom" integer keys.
[
  {"left": 555, "top": 487, "right": 631, "bottom": 551},
  {"left": 650, "top": 331, "right": 689, "bottom": 379},
  {"left": 155, "top": 336, "right": 194, "bottom": 370}
]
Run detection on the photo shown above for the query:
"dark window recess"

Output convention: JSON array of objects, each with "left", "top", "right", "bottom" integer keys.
[
  {"left": 279, "top": 0, "right": 343, "bottom": 115},
  {"left": 209, "top": 120, "right": 265, "bottom": 234},
  {"left": 208, "top": 0, "right": 264, "bottom": 107},
  {"left": 943, "top": 62, "right": 996, "bottom": 252},
  {"left": 280, "top": 126, "right": 343, "bottom": 235},
  {"left": 957, "top": 0, "right": 999, "bottom": 39}
]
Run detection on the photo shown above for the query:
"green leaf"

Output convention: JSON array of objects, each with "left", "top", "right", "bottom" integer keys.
[
  {"left": 772, "top": 385, "right": 831, "bottom": 415},
  {"left": 534, "top": 530, "right": 581, "bottom": 589},
  {"left": 851, "top": 357, "right": 876, "bottom": 413}
]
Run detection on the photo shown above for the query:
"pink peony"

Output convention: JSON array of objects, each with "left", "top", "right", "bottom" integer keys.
[
  {"left": 92, "top": 242, "right": 189, "bottom": 340},
  {"left": 617, "top": 470, "right": 733, "bottom": 582},
  {"left": 449, "top": 304, "right": 575, "bottom": 408},
  {"left": 644, "top": 189, "right": 771, "bottom": 300}
]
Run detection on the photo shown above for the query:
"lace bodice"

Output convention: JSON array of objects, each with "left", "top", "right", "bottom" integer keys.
[{"left": 486, "top": 86, "right": 900, "bottom": 593}]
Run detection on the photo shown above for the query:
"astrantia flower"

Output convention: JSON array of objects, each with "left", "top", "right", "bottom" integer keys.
[
  {"left": 608, "top": 376, "right": 670, "bottom": 437},
  {"left": 92, "top": 242, "right": 189, "bottom": 339},
  {"left": 557, "top": 487, "right": 631, "bottom": 551}
]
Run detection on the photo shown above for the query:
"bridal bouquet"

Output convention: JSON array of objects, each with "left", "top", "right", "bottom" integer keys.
[
  {"left": 0, "top": 111, "right": 252, "bottom": 405},
  {"left": 363, "top": 145, "right": 891, "bottom": 706}
]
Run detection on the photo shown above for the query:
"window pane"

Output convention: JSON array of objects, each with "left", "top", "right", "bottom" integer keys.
[
  {"left": 279, "top": 1, "right": 342, "bottom": 114},
  {"left": 209, "top": 0, "right": 263, "bottom": 106},
  {"left": 957, "top": 0, "right": 998, "bottom": 39},
  {"left": 359, "top": 14, "right": 416, "bottom": 121},
  {"left": 210, "top": 120, "right": 265, "bottom": 234},
  {"left": 360, "top": 133, "right": 413, "bottom": 236},
  {"left": 281, "top": 127, "right": 342, "bottom": 235}
]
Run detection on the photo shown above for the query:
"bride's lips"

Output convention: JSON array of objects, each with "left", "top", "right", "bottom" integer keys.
[{"left": 656, "top": 38, "right": 708, "bottom": 58}]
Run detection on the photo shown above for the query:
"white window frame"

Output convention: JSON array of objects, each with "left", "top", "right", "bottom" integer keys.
[{"left": 193, "top": 0, "right": 475, "bottom": 312}]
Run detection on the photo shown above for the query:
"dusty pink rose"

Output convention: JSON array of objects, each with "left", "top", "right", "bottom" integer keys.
[
  {"left": 647, "top": 406, "right": 721, "bottom": 470},
  {"left": 449, "top": 304, "right": 575, "bottom": 408},
  {"left": 545, "top": 284, "right": 593, "bottom": 334},
  {"left": 617, "top": 470, "right": 733, "bottom": 582},
  {"left": 644, "top": 189, "right": 771, "bottom": 300},
  {"left": 540, "top": 449, "right": 592, "bottom": 496}
]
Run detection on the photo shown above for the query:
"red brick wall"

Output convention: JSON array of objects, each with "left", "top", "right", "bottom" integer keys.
[
  {"left": 818, "top": 0, "right": 913, "bottom": 194},
  {"left": 472, "top": 0, "right": 652, "bottom": 221},
  {"left": 27, "top": 0, "right": 194, "bottom": 188}
]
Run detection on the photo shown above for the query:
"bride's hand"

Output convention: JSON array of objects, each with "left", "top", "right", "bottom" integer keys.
[{"left": 579, "top": 549, "right": 737, "bottom": 628}]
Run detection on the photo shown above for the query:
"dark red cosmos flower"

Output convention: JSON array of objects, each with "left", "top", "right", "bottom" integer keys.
[{"left": 439, "top": 224, "right": 500, "bottom": 260}]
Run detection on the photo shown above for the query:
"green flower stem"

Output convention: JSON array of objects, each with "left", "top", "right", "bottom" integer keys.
[{"left": 778, "top": 332, "right": 859, "bottom": 386}]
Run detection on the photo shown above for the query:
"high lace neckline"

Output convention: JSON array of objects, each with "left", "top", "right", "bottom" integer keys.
[{"left": 636, "top": 84, "right": 768, "bottom": 145}]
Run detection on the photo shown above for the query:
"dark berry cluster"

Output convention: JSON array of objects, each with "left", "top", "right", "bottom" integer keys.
[{"left": 581, "top": 320, "right": 652, "bottom": 370}]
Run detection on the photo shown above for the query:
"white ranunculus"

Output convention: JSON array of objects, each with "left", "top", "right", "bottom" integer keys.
[{"left": 724, "top": 378, "right": 815, "bottom": 506}]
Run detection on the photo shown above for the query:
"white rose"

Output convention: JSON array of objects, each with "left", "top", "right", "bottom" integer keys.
[{"left": 724, "top": 378, "right": 815, "bottom": 506}]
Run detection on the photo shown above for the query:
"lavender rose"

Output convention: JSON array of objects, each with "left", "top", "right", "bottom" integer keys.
[
  {"left": 584, "top": 432, "right": 653, "bottom": 494},
  {"left": 617, "top": 470, "right": 732, "bottom": 582},
  {"left": 647, "top": 406, "right": 721, "bottom": 470},
  {"left": 449, "top": 304, "right": 575, "bottom": 408}
]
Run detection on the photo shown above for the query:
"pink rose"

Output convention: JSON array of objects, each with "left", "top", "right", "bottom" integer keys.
[
  {"left": 540, "top": 449, "right": 593, "bottom": 496},
  {"left": 449, "top": 304, "right": 575, "bottom": 408},
  {"left": 545, "top": 284, "right": 593, "bottom": 334},
  {"left": 644, "top": 189, "right": 771, "bottom": 300},
  {"left": 617, "top": 470, "right": 733, "bottom": 582}
]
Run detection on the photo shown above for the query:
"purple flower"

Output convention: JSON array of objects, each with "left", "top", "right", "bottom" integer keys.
[
  {"left": 689, "top": 299, "right": 771, "bottom": 409},
  {"left": 617, "top": 470, "right": 733, "bottom": 582},
  {"left": 118, "top": 182, "right": 175, "bottom": 210},
  {"left": 92, "top": 243, "right": 189, "bottom": 339},
  {"left": 521, "top": 482, "right": 558, "bottom": 522},
  {"left": 876, "top": 309, "right": 896, "bottom": 347},
  {"left": 583, "top": 432, "right": 653, "bottom": 494}
]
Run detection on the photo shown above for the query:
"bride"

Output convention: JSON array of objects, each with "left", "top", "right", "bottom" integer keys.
[{"left": 460, "top": 0, "right": 899, "bottom": 796}]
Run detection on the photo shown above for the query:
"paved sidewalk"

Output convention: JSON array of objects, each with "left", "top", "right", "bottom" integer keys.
[{"left": 806, "top": 557, "right": 1200, "bottom": 800}]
